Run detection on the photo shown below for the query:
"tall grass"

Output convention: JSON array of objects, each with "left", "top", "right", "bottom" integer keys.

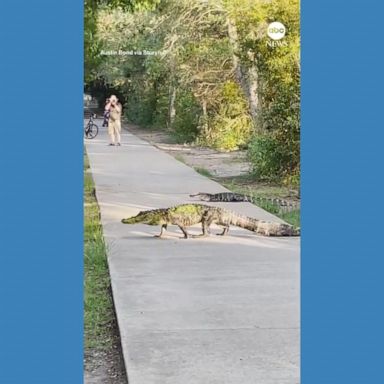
[{"left": 84, "top": 155, "right": 115, "bottom": 349}]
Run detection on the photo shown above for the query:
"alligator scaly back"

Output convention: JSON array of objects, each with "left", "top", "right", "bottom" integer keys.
[
  {"left": 122, "top": 204, "right": 211, "bottom": 238},
  {"left": 190, "top": 192, "right": 299, "bottom": 209},
  {"left": 190, "top": 192, "right": 252, "bottom": 202}
]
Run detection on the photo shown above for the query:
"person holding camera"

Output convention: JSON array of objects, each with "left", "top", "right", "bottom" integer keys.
[{"left": 106, "top": 95, "right": 122, "bottom": 146}]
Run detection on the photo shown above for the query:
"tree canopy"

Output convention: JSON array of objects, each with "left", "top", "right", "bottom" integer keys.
[{"left": 85, "top": 0, "right": 300, "bottom": 184}]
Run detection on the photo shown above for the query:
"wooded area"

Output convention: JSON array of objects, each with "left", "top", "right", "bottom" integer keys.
[{"left": 85, "top": 0, "right": 300, "bottom": 185}]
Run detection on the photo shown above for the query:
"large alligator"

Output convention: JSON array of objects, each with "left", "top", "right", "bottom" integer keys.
[{"left": 122, "top": 204, "right": 300, "bottom": 239}]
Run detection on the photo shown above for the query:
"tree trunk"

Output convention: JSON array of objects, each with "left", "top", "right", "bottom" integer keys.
[
  {"left": 168, "top": 84, "right": 176, "bottom": 129},
  {"left": 201, "top": 99, "right": 209, "bottom": 137},
  {"left": 167, "top": 55, "right": 177, "bottom": 130},
  {"left": 246, "top": 63, "right": 259, "bottom": 124},
  {"left": 151, "top": 80, "right": 158, "bottom": 125},
  {"left": 226, "top": 17, "right": 259, "bottom": 127}
]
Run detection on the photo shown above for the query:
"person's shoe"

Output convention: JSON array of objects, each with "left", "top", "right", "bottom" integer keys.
[
  {"left": 116, "top": 143, "right": 121, "bottom": 146},
  {"left": 108, "top": 143, "right": 115, "bottom": 146}
]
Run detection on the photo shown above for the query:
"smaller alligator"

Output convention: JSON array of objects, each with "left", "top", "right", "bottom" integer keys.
[
  {"left": 122, "top": 204, "right": 300, "bottom": 239},
  {"left": 190, "top": 192, "right": 298, "bottom": 208},
  {"left": 190, "top": 192, "right": 252, "bottom": 202}
]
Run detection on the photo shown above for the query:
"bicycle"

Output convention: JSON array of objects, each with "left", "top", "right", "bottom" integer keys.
[{"left": 84, "top": 113, "right": 99, "bottom": 139}]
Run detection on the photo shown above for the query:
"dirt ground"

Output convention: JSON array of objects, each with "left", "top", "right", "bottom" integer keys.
[
  {"left": 126, "top": 124, "right": 251, "bottom": 178},
  {"left": 125, "top": 124, "right": 299, "bottom": 203},
  {"left": 84, "top": 349, "right": 127, "bottom": 384},
  {"left": 84, "top": 308, "right": 128, "bottom": 384}
]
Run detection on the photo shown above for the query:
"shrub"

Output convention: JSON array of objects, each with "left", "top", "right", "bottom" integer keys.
[
  {"left": 197, "top": 81, "right": 253, "bottom": 151},
  {"left": 171, "top": 91, "right": 200, "bottom": 143},
  {"left": 248, "top": 134, "right": 285, "bottom": 180}
]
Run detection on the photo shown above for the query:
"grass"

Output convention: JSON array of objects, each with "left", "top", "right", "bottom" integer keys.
[
  {"left": 279, "top": 209, "right": 301, "bottom": 228},
  {"left": 217, "top": 174, "right": 299, "bottom": 198},
  {"left": 191, "top": 168, "right": 300, "bottom": 227},
  {"left": 84, "top": 153, "right": 115, "bottom": 350},
  {"left": 215, "top": 174, "right": 301, "bottom": 228},
  {"left": 174, "top": 154, "right": 186, "bottom": 164},
  {"left": 186, "top": 162, "right": 300, "bottom": 228},
  {"left": 194, "top": 166, "right": 213, "bottom": 178}
]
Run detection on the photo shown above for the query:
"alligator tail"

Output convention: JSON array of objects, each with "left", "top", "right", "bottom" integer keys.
[{"left": 229, "top": 213, "right": 300, "bottom": 237}]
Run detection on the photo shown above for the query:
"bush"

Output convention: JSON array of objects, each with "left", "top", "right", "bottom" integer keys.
[
  {"left": 206, "top": 114, "right": 252, "bottom": 151},
  {"left": 124, "top": 87, "right": 153, "bottom": 126},
  {"left": 248, "top": 134, "right": 285, "bottom": 180},
  {"left": 248, "top": 131, "right": 300, "bottom": 184},
  {"left": 197, "top": 81, "right": 253, "bottom": 151},
  {"left": 171, "top": 91, "right": 200, "bottom": 143}
]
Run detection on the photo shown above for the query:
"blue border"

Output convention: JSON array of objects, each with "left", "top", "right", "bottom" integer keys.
[
  {"left": 302, "top": 1, "right": 384, "bottom": 382},
  {"left": 1, "top": 0, "right": 384, "bottom": 382},
  {"left": 0, "top": 1, "right": 83, "bottom": 383}
]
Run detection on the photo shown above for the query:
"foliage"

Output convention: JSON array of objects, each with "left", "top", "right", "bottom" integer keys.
[
  {"left": 248, "top": 134, "right": 285, "bottom": 180},
  {"left": 198, "top": 81, "right": 253, "bottom": 150},
  {"left": 194, "top": 167, "right": 213, "bottom": 178},
  {"left": 171, "top": 90, "right": 201, "bottom": 142},
  {"left": 218, "top": 174, "right": 301, "bottom": 227},
  {"left": 85, "top": 0, "right": 301, "bottom": 182},
  {"left": 85, "top": 0, "right": 162, "bottom": 82},
  {"left": 84, "top": 0, "right": 101, "bottom": 83},
  {"left": 225, "top": 0, "right": 300, "bottom": 179}
]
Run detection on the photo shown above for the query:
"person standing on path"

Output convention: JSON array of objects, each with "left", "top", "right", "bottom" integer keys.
[{"left": 106, "top": 95, "right": 122, "bottom": 146}]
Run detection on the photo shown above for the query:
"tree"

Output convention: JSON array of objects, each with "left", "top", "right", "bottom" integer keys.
[{"left": 85, "top": 0, "right": 300, "bottom": 179}]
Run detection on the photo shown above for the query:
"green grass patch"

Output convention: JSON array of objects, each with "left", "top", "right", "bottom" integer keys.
[
  {"left": 84, "top": 153, "right": 115, "bottom": 350},
  {"left": 174, "top": 154, "right": 186, "bottom": 164},
  {"left": 215, "top": 175, "right": 300, "bottom": 228},
  {"left": 279, "top": 209, "right": 301, "bottom": 228},
  {"left": 194, "top": 166, "right": 213, "bottom": 178}
]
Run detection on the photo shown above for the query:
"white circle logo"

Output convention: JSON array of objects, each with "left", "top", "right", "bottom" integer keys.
[{"left": 267, "top": 22, "right": 286, "bottom": 40}]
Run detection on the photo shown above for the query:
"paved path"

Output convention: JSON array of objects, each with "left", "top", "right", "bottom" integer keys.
[{"left": 85, "top": 123, "right": 300, "bottom": 384}]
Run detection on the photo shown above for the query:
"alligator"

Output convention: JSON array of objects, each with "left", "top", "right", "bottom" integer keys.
[
  {"left": 121, "top": 204, "right": 300, "bottom": 239},
  {"left": 190, "top": 192, "right": 298, "bottom": 208},
  {"left": 190, "top": 192, "right": 252, "bottom": 202}
]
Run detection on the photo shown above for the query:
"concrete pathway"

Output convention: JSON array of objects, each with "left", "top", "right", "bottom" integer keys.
[{"left": 85, "top": 123, "right": 300, "bottom": 384}]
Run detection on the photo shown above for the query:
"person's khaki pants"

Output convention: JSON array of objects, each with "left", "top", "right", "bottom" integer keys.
[{"left": 108, "top": 119, "right": 121, "bottom": 144}]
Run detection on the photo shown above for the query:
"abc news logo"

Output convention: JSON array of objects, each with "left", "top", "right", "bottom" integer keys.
[{"left": 267, "top": 22, "right": 287, "bottom": 47}]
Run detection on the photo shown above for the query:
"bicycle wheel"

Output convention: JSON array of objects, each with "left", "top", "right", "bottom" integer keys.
[{"left": 85, "top": 123, "right": 99, "bottom": 139}]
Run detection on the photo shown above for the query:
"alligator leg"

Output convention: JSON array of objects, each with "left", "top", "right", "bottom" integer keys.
[
  {"left": 198, "top": 212, "right": 215, "bottom": 237},
  {"left": 217, "top": 225, "right": 230, "bottom": 236},
  {"left": 154, "top": 224, "right": 168, "bottom": 238},
  {"left": 178, "top": 225, "right": 190, "bottom": 239},
  {"left": 192, "top": 221, "right": 210, "bottom": 238}
]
